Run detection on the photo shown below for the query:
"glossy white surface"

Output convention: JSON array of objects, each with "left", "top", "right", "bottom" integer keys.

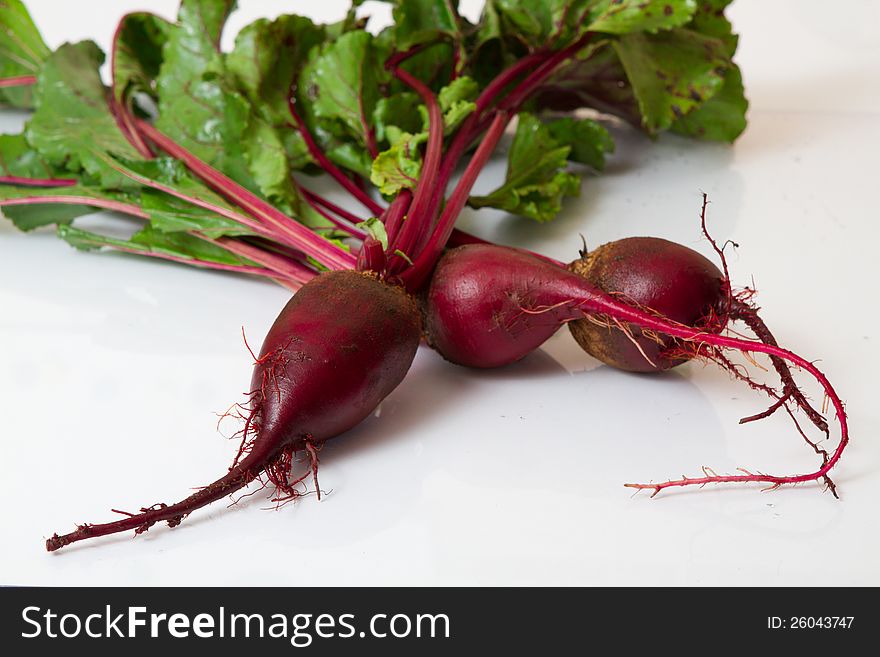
[{"left": 1, "top": 1, "right": 878, "bottom": 586}]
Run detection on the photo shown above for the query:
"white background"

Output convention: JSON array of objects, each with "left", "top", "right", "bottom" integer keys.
[{"left": 1, "top": 1, "right": 878, "bottom": 586}]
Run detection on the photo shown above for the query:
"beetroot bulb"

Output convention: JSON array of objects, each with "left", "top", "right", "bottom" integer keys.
[
  {"left": 47, "top": 271, "right": 421, "bottom": 551},
  {"left": 567, "top": 234, "right": 831, "bottom": 440},
  {"left": 567, "top": 236, "right": 725, "bottom": 373}
]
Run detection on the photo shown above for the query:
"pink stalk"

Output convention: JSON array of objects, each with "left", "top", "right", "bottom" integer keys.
[
  {"left": 301, "top": 188, "right": 367, "bottom": 227},
  {"left": 497, "top": 34, "right": 592, "bottom": 113},
  {"left": 440, "top": 35, "right": 591, "bottom": 192},
  {"left": 382, "top": 189, "right": 412, "bottom": 242},
  {"left": 108, "top": 15, "right": 156, "bottom": 158},
  {"left": 0, "top": 176, "right": 77, "bottom": 187},
  {"left": 134, "top": 119, "right": 356, "bottom": 271},
  {"left": 402, "top": 112, "right": 510, "bottom": 289},
  {"left": 205, "top": 235, "right": 316, "bottom": 286},
  {"left": 424, "top": 52, "right": 549, "bottom": 234},
  {"left": 399, "top": 34, "right": 594, "bottom": 289},
  {"left": 386, "top": 67, "right": 444, "bottom": 272},
  {"left": 109, "top": 97, "right": 155, "bottom": 159},
  {"left": 287, "top": 98, "right": 385, "bottom": 216},
  {"left": 384, "top": 42, "right": 433, "bottom": 71},
  {"left": 85, "top": 240, "right": 278, "bottom": 278},
  {"left": 0, "top": 75, "right": 37, "bottom": 88},
  {"left": 297, "top": 185, "right": 367, "bottom": 239},
  {"left": 0, "top": 195, "right": 149, "bottom": 218},
  {"left": 472, "top": 52, "right": 549, "bottom": 115},
  {"left": 356, "top": 237, "right": 386, "bottom": 273}
]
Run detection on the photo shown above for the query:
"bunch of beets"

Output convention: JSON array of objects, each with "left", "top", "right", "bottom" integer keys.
[{"left": 0, "top": 0, "right": 846, "bottom": 551}]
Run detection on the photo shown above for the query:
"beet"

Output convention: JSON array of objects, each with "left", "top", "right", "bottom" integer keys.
[
  {"left": 46, "top": 270, "right": 421, "bottom": 551},
  {"left": 422, "top": 244, "right": 573, "bottom": 368},
  {"left": 568, "top": 237, "right": 726, "bottom": 372}
]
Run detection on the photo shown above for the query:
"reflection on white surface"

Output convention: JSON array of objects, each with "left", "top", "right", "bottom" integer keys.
[{"left": 0, "top": 0, "right": 878, "bottom": 586}]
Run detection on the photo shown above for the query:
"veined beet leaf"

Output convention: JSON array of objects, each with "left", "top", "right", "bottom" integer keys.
[
  {"left": 468, "top": 113, "right": 580, "bottom": 222},
  {"left": 0, "top": 0, "right": 51, "bottom": 108},
  {"left": 24, "top": 42, "right": 144, "bottom": 188}
]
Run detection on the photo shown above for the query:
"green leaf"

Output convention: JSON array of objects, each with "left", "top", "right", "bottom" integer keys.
[
  {"left": 469, "top": 0, "right": 512, "bottom": 86},
  {"left": 58, "top": 223, "right": 256, "bottom": 268},
  {"left": 666, "top": 0, "right": 744, "bottom": 143},
  {"left": 226, "top": 14, "right": 328, "bottom": 175},
  {"left": 356, "top": 217, "right": 389, "bottom": 251},
  {"left": 1, "top": 203, "right": 95, "bottom": 230},
  {"left": 155, "top": 1, "right": 322, "bottom": 222},
  {"left": 370, "top": 131, "right": 426, "bottom": 196},
  {"left": 325, "top": 142, "right": 374, "bottom": 179},
  {"left": 227, "top": 14, "right": 325, "bottom": 133},
  {"left": 393, "top": 248, "right": 413, "bottom": 266},
  {"left": 241, "top": 117, "right": 298, "bottom": 210},
  {"left": 438, "top": 98, "right": 475, "bottom": 135},
  {"left": 684, "top": 0, "right": 738, "bottom": 56},
  {"left": 298, "top": 30, "right": 384, "bottom": 150},
  {"left": 0, "top": 133, "right": 67, "bottom": 179},
  {"left": 141, "top": 189, "right": 253, "bottom": 238},
  {"left": 482, "top": 0, "right": 592, "bottom": 50},
  {"left": 546, "top": 117, "right": 614, "bottom": 170},
  {"left": 111, "top": 12, "right": 171, "bottom": 112},
  {"left": 370, "top": 75, "right": 477, "bottom": 197},
  {"left": 388, "top": 0, "right": 465, "bottom": 50},
  {"left": 587, "top": 0, "right": 697, "bottom": 35},
  {"left": 468, "top": 113, "right": 580, "bottom": 222},
  {"left": 613, "top": 28, "right": 730, "bottom": 133},
  {"left": 438, "top": 76, "right": 477, "bottom": 109},
  {"left": 374, "top": 93, "right": 424, "bottom": 145},
  {"left": 437, "top": 75, "right": 478, "bottom": 134},
  {"left": 0, "top": 0, "right": 51, "bottom": 108},
  {"left": 671, "top": 63, "right": 747, "bottom": 142},
  {"left": 24, "top": 42, "right": 144, "bottom": 188},
  {"left": 375, "top": 1, "right": 466, "bottom": 86},
  {"left": 155, "top": 0, "right": 254, "bottom": 187},
  {"left": 296, "top": 29, "right": 388, "bottom": 180}
]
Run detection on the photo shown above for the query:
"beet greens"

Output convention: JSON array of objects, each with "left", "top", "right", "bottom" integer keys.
[{"left": 2, "top": 0, "right": 748, "bottom": 284}]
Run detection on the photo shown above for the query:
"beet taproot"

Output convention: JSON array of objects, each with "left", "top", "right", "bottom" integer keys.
[{"left": 47, "top": 270, "right": 421, "bottom": 551}]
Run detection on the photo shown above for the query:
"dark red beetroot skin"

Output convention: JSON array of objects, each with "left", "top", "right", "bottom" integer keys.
[
  {"left": 47, "top": 271, "right": 421, "bottom": 551},
  {"left": 423, "top": 244, "right": 581, "bottom": 368},
  {"left": 568, "top": 237, "right": 725, "bottom": 372}
]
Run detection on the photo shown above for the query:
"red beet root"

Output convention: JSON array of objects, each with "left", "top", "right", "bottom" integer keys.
[
  {"left": 422, "top": 242, "right": 848, "bottom": 495},
  {"left": 423, "top": 244, "right": 575, "bottom": 368},
  {"left": 46, "top": 271, "right": 421, "bottom": 551},
  {"left": 568, "top": 237, "right": 725, "bottom": 372}
]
